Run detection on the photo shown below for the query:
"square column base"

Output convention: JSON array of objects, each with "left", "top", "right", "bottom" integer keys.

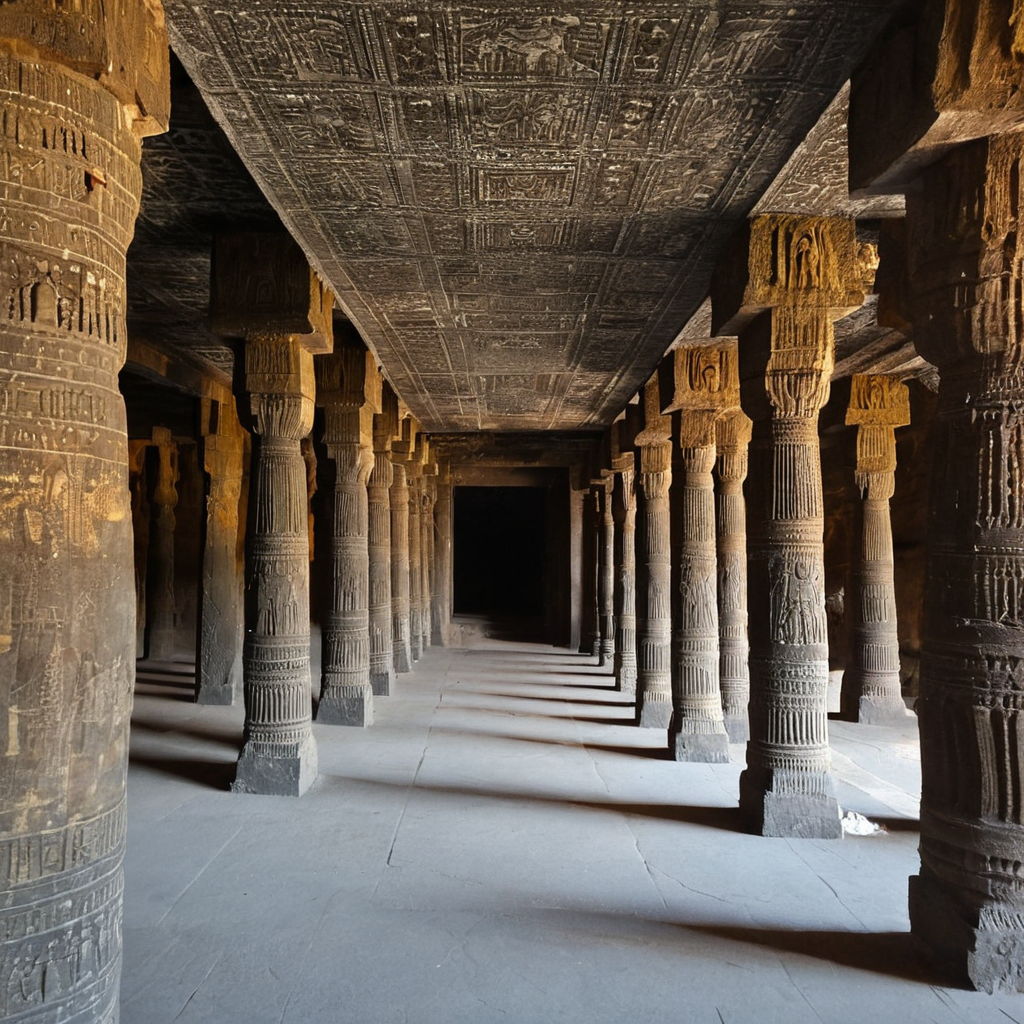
[
  {"left": 856, "top": 695, "right": 909, "bottom": 726},
  {"left": 723, "top": 711, "right": 749, "bottom": 744},
  {"left": 232, "top": 734, "right": 318, "bottom": 797},
  {"left": 371, "top": 667, "right": 396, "bottom": 696},
  {"left": 672, "top": 728, "right": 730, "bottom": 763},
  {"left": 638, "top": 697, "right": 672, "bottom": 730},
  {"left": 317, "top": 685, "right": 374, "bottom": 727},
  {"left": 739, "top": 768, "right": 842, "bottom": 838},
  {"left": 910, "top": 872, "right": 1024, "bottom": 993}
]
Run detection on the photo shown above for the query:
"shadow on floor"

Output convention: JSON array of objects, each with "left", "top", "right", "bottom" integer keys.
[
  {"left": 130, "top": 717, "right": 242, "bottom": 750},
  {"left": 451, "top": 689, "right": 634, "bottom": 708},
  {"left": 128, "top": 753, "right": 235, "bottom": 790},
  {"left": 685, "top": 924, "right": 940, "bottom": 984},
  {"left": 422, "top": 721, "right": 670, "bottom": 759}
]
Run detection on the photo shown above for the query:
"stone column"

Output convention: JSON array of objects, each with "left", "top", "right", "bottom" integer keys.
[
  {"left": 716, "top": 407, "right": 752, "bottom": 742},
  {"left": 407, "top": 462, "right": 424, "bottom": 661},
  {"left": 581, "top": 486, "right": 601, "bottom": 656},
  {"left": 211, "top": 232, "right": 334, "bottom": 797},
  {"left": 0, "top": 6, "right": 169, "bottom": 1020},
  {"left": 129, "top": 440, "right": 151, "bottom": 659},
  {"left": 905, "top": 135, "right": 1024, "bottom": 991},
  {"left": 421, "top": 462, "right": 437, "bottom": 653},
  {"left": 432, "top": 465, "right": 453, "bottom": 646},
  {"left": 712, "top": 215, "right": 865, "bottom": 837},
  {"left": 598, "top": 478, "right": 616, "bottom": 667},
  {"left": 569, "top": 484, "right": 585, "bottom": 652},
  {"left": 196, "top": 396, "right": 246, "bottom": 705},
  {"left": 314, "top": 339, "right": 381, "bottom": 726},
  {"left": 369, "top": 385, "right": 398, "bottom": 696},
  {"left": 613, "top": 463, "right": 638, "bottom": 698},
  {"left": 635, "top": 374, "right": 674, "bottom": 728},
  {"left": 660, "top": 344, "right": 736, "bottom": 762},
  {"left": 390, "top": 416, "right": 415, "bottom": 673},
  {"left": 842, "top": 375, "right": 910, "bottom": 726},
  {"left": 147, "top": 427, "right": 179, "bottom": 660}
]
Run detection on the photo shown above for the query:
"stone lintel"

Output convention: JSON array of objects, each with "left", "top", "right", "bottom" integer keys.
[
  {"left": 0, "top": 0, "right": 170, "bottom": 135},
  {"left": 711, "top": 215, "right": 864, "bottom": 337},
  {"left": 849, "top": 0, "right": 1024, "bottom": 197},
  {"left": 212, "top": 232, "right": 334, "bottom": 353}
]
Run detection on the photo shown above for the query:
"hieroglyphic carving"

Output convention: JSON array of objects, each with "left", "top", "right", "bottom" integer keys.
[
  {"left": 146, "top": 426, "right": 178, "bottom": 660},
  {"left": 714, "top": 214, "right": 865, "bottom": 838},
  {"left": 893, "top": 132, "right": 1024, "bottom": 991},
  {"left": 195, "top": 396, "right": 246, "bottom": 706},
  {"left": 634, "top": 372, "right": 673, "bottom": 729},
  {"left": 716, "top": 406, "right": 752, "bottom": 742},
  {"left": 661, "top": 343, "right": 738, "bottom": 761},
  {"left": 314, "top": 336, "right": 381, "bottom": 726},
  {"left": 369, "top": 382, "right": 398, "bottom": 695},
  {"left": 0, "top": 9, "right": 169, "bottom": 1021},
  {"left": 210, "top": 233, "right": 333, "bottom": 796},
  {"left": 842, "top": 375, "right": 910, "bottom": 725},
  {"left": 167, "top": 2, "right": 896, "bottom": 430}
]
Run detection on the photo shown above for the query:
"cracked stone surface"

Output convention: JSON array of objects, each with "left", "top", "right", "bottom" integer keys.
[{"left": 123, "top": 635, "right": 1023, "bottom": 1023}]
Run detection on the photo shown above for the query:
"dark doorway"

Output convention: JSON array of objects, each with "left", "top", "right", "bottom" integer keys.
[{"left": 454, "top": 487, "right": 546, "bottom": 620}]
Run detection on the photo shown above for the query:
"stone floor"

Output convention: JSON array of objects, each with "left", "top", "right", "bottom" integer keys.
[{"left": 123, "top": 636, "right": 1024, "bottom": 1023}]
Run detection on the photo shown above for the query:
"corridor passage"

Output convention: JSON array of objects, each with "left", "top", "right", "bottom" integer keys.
[{"left": 123, "top": 639, "right": 1012, "bottom": 1024}]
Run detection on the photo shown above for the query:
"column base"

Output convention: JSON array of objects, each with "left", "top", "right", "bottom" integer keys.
[
  {"left": 856, "top": 694, "right": 908, "bottom": 726},
  {"left": 910, "top": 872, "right": 1024, "bottom": 993},
  {"left": 723, "top": 710, "right": 749, "bottom": 744},
  {"left": 232, "top": 734, "right": 318, "bottom": 797},
  {"left": 394, "top": 637, "right": 412, "bottom": 674},
  {"left": 195, "top": 680, "right": 237, "bottom": 706},
  {"left": 672, "top": 727, "right": 730, "bottom": 763},
  {"left": 739, "top": 767, "right": 842, "bottom": 838},
  {"left": 638, "top": 696, "right": 672, "bottom": 730},
  {"left": 599, "top": 641, "right": 615, "bottom": 668},
  {"left": 371, "top": 667, "right": 395, "bottom": 696},
  {"left": 411, "top": 637, "right": 423, "bottom": 661},
  {"left": 317, "top": 684, "right": 374, "bottom": 727}
]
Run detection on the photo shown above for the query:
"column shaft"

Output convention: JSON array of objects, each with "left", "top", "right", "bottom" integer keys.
[
  {"left": 598, "top": 483, "right": 615, "bottom": 666},
  {"left": 368, "top": 435, "right": 395, "bottom": 696},
  {"left": 420, "top": 481, "right": 435, "bottom": 653},
  {"left": 408, "top": 475, "right": 423, "bottom": 661},
  {"left": 432, "top": 474, "right": 452, "bottom": 645},
  {"left": 613, "top": 471, "right": 638, "bottom": 697},
  {"left": 390, "top": 463, "right": 413, "bottom": 673},
  {"left": 147, "top": 430, "right": 178, "bottom": 660}
]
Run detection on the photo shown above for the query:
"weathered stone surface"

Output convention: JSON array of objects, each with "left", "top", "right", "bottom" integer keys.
[
  {"left": 146, "top": 426, "right": 179, "bottom": 660},
  {"left": 166, "top": 1, "right": 898, "bottom": 431},
  {"left": 390, "top": 418, "right": 415, "bottom": 674},
  {"left": 432, "top": 465, "right": 453, "bottom": 646},
  {"left": 580, "top": 483, "right": 602, "bottom": 658},
  {"left": 0, "top": 4, "right": 169, "bottom": 1018},
  {"left": 195, "top": 395, "right": 246, "bottom": 705},
  {"left": 842, "top": 374, "right": 910, "bottom": 725},
  {"left": 899, "top": 132, "right": 1024, "bottom": 993},
  {"left": 635, "top": 374, "right": 673, "bottom": 730},
  {"left": 597, "top": 478, "right": 615, "bottom": 668},
  {"left": 314, "top": 334, "right": 381, "bottom": 727},
  {"left": 608, "top": 420, "right": 638, "bottom": 698},
  {"left": 715, "top": 215, "right": 864, "bottom": 838}
]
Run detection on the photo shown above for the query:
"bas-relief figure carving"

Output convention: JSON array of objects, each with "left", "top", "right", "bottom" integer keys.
[{"left": 0, "top": 2, "right": 169, "bottom": 1019}]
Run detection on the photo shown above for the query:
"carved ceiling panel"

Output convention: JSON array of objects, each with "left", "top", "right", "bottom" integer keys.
[{"left": 165, "top": 2, "right": 900, "bottom": 430}]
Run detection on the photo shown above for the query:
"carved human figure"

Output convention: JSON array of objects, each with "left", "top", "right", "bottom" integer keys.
[
  {"left": 635, "top": 374, "right": 673, "bottom": 728},
  {"left": 716, "top": 408, "right": 752, "bottom": 742},
  {"left": 314, "top": 342, "right": 380, "bottom": 726},
  {"left": 842, "top": 375, "right": 910, "bottom": 725},
  {"left": 712, "top": 214, "right": 865, "bottom": 837},
  {"left": 0, "top": 5, "right": 169, "bottom": 1020}
]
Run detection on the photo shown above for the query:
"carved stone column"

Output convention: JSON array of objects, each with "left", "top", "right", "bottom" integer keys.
[
  {"left": 390, "top": 416, "right": 415, "bottom": 673},
  {"left": 581, "top": 485, "right": 602, "bottom": 656},
  {"left": 899, "top": 134, "right": 1024, "bottom": 991},
  {"left": 196, "top": 396, "right": 246, "bottom": 705},
  {"left": 598, "top": 478, "right": 616, "bottom": 667},
  {"left": 0, "top": 6, "right": 169, "bottom": 1020},
  {"left": 407, "top": 461, "right": 424, "bottom": 662},
  {"left": 610, "top": 422, "right": 638, "bottom": 698},
  {"left": 569, "top": 484, "right": 585, "bottom": 652},
  {"left": 635, "top": 374, "right": 674, "bottom": 728},
  {"left": 842, "top": 375, "right": 910, "bottom": 726},
  {"left": 212, "top": 232, "right": 334, "bottom": 797},
  {"left": 129, "top": 440, "right": 151, "bottom": 659},
  {"left": 147, "top": 427, "right": 179, "bottom": 660},
  {"left": 314, "top": 339, "right": 380, "bottom": 726},
  {"left": 716, "top": 407, "right": 753, "bottom": 743},
  {"left": 421, "top": 461, "right": 437, "bottom": 653},
  {"left": 369, "top": 385, "right": 398, "bottom": 696},
  {"left": 660, "top": 345, "right": 736, "bottom": 762},
  {"left": 713, "top": 215, "right": 864, "bottom": 837},
  {"left": 432, "top": 465, "right": 453, "bottom": 646}
]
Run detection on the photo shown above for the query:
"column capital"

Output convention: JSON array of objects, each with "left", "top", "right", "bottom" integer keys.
[
  {"left": 212, "top": 232, "right": 334, "bottom": 354},
  {"left": 660, "top": 341, "right": 740, "bottom": 450},
  {"left": 0, "top": 0, "right": 170, "bottom": 136},
  {"left": 846, "top": 374, "right": 910, "bottom": 499}
]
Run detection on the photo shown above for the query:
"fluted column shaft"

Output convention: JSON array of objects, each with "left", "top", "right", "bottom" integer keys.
[
  {"left": 673, "top": 443, "right": 729, "bottom": 761},
  {"left": 613, "top": 470, "right": 638, "bottom": 697},
  {"left": 234, "top": 336, "right": 319, "bottom": 796},
  {"left": 637, "top": 444, "right": 673, "bottom": 729},
  {"left": 390, "top": 462, "right": 413, "bottom": 673},
  {"left": 716, "top": 410, "right": 752, "bottom": 742}
]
